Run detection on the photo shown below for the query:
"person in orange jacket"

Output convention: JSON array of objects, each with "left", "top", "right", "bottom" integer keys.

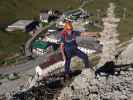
[{"left": 60, "top": 20, "right": 98, "bottom": 78}]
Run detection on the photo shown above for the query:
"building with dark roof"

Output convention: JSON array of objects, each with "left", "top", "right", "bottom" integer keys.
[
  {"left": 40, "top": 9, "right": 61, "bottom": 23},
  {"left": 32, "top": 39, "right": 59, "bottom": 56},
  {"left": 25, "top": 21, "right": 39, "bottom": 32},
  {"left": 32, "top": 40, "right": 50, "bottom": 56},
  {"left": 40, "top": 12, "right": 49, "bottom": 23}
]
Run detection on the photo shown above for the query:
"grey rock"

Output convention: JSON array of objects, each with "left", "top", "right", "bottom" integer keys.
[
  {"left": 0, "top": 82, "right": 2, "bottom": 85},
  {"left": 128, "top": 94, "right": 133, "bottom": 100},
  {"left": 89, "top": 94, "right": 99, "bottom": 100},
  {"left": 128, "top": 67, "right": 133, "bottom": 71},
  {"left": 0, "top": 74, "right": 4, "bottom": 80},
  {"left": 0, "top": 95, "right": 6, "bottom": 100},
  {"left": 89, "top": 86, "right": 98, "bottom": 93},
  {"left": 120, "top": 71, "right": 125, "bottom": 75},
  {"left": 101, "top": 95, "right": 111, "bottom": 100},
  {"left": 8, "top": 73, "right": 19, "bottom": 80},
  {"left": 120, "top": 95, "right": 128, "bottom": 100}
]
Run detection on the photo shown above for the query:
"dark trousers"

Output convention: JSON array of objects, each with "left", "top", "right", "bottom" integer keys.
[{"left": 64, "top": 47, "right": 90, "bottom": 75}]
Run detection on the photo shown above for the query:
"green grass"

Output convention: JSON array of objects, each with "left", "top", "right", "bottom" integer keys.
[
  {"left": 0, "top": 30, "right": 30, "bottom": 61},
  {"left": 85, "top": 20, "right": 102, "bottom": 32},
  {"left": 84, "top": 0, "right": 133, "bottom": 42},
  {"left": 0, "top": 30, "right": 29, "bottom": 53}
]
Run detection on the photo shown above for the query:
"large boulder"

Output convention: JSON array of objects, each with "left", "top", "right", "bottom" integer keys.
[{"left": 119, "top": 42, "right": 133, "bottom": 64}]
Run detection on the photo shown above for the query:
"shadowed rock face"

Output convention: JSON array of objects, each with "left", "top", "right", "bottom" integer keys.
[
  {"left": 95, "top": 61, "right": 133, "bottom": 77},
  {"left": 97, "top": 3, "right": 120, "bottom": 68},
  {"left": 95, "top": 61, "right": 120, "bottom": 76},
  {"left": 7, "top": 70, "right": 82, "bottom": 100}
]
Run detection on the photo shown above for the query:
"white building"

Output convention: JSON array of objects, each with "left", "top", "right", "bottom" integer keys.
[
  {"left": 32, "top": 40, "right": 50, "bottom": 56},
  {"left": 40, "top": 12, "right": 49, "bottom": 23},
  {"left": 35, "top": 51, "right": 64, "bottom": 77},
  {"left": 6, "top": 20, "right": 33, "bottom": 32}
]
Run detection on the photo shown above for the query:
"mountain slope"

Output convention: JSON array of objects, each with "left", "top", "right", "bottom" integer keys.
[{"left": 0, "top": 0, "right": 80, "bottom": 28}]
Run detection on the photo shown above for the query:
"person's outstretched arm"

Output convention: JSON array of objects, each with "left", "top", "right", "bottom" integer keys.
[{"left": 80, "top": 32, "right": 101, "bottom": 38}]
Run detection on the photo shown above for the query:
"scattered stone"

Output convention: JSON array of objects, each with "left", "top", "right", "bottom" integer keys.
[
  {"left": 0, "top": 94, "right": 6, "bottom": 100},
  {"left": 120, "top": 95, "right": 128, "bottom": 100},
  {"left": 58, "top": 67, "right": 133, "bottom": 100},
  {"left": 120, "top": 71, "right": 125, "bottom": 75},
  {"left": 8, "top": 73, "right": 19, "bottom": 80},
  {"left": 128, "top": 67, "right": 133, "bottom": 71},
  {"left": 0, "top": 82, "right": 2, "bottom": 85},
  {"left": 128, "top": 94, "right": 133, "bottom": 100},
  {"left": 0, "top": 74, "right": 4, "bottom": 80}
]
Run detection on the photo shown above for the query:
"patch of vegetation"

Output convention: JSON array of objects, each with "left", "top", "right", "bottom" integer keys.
[
  {"left": 85, "top": 21, "right": 102, "bottom": 32},
  {"left": 7, "top": 73, "right": 20, "bottom": 80},
  {"left": 0, "top": 30, "right": 29, "bottom": 53},
  {"left": 41, "top": 22, "right": 49, "bottom": 27},
  {"left": 0, "top": 30, "right": 30, "bottom": 62},
  {"left": 72, "top": 57, "right": 84, "bottom": 70},
  {"left": 0, "top": 74, "right": 4, "bottom": 80}
]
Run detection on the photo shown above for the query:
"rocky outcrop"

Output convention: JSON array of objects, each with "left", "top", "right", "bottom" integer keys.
[
  {"left": 117, "top": 38, "right": 133, "bottom": 65},
  {"left": 58, "top": 67, "right": 133, "bottom": 100},
  {"left": 97, "top": 3, "right": 120, "bottom": 67},
  {"left": 7, "top": 70, "right": 82, "bottom": 100}
]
